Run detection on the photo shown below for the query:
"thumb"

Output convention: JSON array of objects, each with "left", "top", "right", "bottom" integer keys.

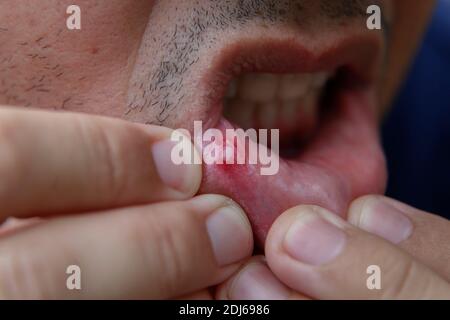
[
  {"left": 348, "top": 195, "right": 450, "bottom": 280},
  {"left": 265, "top": 205, "right": 450, "bottom": 299}
]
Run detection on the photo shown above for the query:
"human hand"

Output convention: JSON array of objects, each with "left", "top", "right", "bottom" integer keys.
[
  {"left": 0, "top": 107, "right": 253, "bottom": 299},
  {"left": 217, "top": 196, "right": 450, "bottom": 299}
]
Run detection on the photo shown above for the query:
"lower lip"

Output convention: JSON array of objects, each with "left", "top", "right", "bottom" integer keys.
[{"left": 198, "top": 85, "right": 387, "bottom": 247}]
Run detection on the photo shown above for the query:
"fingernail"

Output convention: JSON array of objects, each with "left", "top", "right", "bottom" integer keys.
[
  {"left": 206, "top": 204, "right": 253, "bottom": 267},
  {"left": 284, "top": 210, "right": 346, "bottom": 265},
  {"left": 229, "top": 262, "right": 290, "bottom": 300},
  {"left": 357, "top": 199, "right": 413, "bottom": 244},
  {"left": 152, "top": 139, "right": 199, "bottom": 195}
]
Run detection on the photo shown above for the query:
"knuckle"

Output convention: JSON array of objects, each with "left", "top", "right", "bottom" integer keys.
[
  {"left": 75, "top": 117, "right": 128, "bottom": 202},
  {"left": 126, "top": 210, "right": 190, "bottom": 297},
  {"left": 382, "top": 259, "right": 418, "bottom": 299},
  {"left": 0, "top": 251, "right": 49, "bottom": 299}
]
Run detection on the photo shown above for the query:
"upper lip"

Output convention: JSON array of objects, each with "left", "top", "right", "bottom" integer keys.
[{"left": 191, "top": 29, "right": 384, "bottom": 132}]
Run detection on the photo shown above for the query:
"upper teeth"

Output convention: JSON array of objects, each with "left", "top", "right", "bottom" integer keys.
[{"left": 224, "top": 72, "right": 332, "bottom": 130}]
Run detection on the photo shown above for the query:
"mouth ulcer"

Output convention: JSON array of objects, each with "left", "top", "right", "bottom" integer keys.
[{"left": 197, "top": 47, "right": 387, "bottom": 248}]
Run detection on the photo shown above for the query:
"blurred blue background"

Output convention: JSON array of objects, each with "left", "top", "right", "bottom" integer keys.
[{"left": 382, "top": 0, "right": 450, "bottom": 218}]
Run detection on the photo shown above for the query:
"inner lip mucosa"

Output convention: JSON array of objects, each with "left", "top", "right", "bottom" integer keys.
[{"left": 197, "top": 40, "right": 387, "bottom": 248}]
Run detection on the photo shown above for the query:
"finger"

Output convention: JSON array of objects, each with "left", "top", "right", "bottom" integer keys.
[
  {"left": 215, "top": 256, "right": 309, "bottom": 300},
  {"left": 0, "top": 107, "right": 201, "bottom": 221},
  {"left": 0, "top": 195, "right": 253, "bottom": 299},
  {"left": 0, "top": 218, "right": 41, "bottom": 238},
  {"left": 348, "top": 195, "right": 450, "bottom": 280},
  {"left": 177, "top": 289, "right": 213, "bottom": 300},
  {"left": 265, "top": 205, "right": 450, "bottom": 299}
]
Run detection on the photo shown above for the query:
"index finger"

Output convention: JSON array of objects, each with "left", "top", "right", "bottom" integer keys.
[{"left": 0, "top": 107, "right": 201, "bottom": 221}]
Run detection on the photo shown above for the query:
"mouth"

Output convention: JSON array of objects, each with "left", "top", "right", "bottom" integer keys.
[{"left": 188, "top": 32, "right": 388, "bottom": 247}]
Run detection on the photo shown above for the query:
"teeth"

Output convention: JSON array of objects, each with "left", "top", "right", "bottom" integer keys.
[
  {"left": 224, "top": 99, "right": 255, "bottom": 129},
  {"left": 280, "top": 99, "right": 300, "bottom": 128},
  {"left": 303, "top": 90, "right": 321, "bottom": 115},
  {"left": 224, "top": 71, "right": 332, "bottom": 130},
  {"left": 279, "top": 74, "right": 311, "bottom": 100},
  {"left": 311, "top": 72, "right": 329, "bottom": 88},
  {"left": 239, "top": 73, "right": 278, "bottom": 102},
  {"left": 258, "top": 102, "right": 278, "bottom": 129}
]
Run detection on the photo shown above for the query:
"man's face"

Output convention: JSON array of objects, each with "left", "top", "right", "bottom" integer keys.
[{"left": 0, "top": 0, "right": 435, "bottom": 244}]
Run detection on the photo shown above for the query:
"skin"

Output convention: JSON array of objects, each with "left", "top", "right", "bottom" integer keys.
[
  {"left": 0, "top": 0, "right": 448, "bottom": 299},
  {"left": 0, "top": 0, "right": 434, "bottom": 120},
  {"left": 217, "top": 197, "right": 450, "bottom": 300}
]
